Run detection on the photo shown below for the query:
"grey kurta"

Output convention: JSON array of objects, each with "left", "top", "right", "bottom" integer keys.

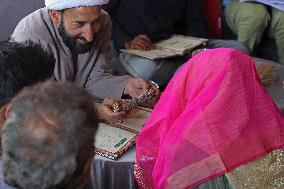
[{"left": 11, "top": 8, "right": 131, "bottom": 101}]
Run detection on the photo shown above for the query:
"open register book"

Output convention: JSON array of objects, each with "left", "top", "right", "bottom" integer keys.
[
  {"left": 94, "top": 106, "right": 151, "bottom": 159},
  {"left": 120, "top": 35, "right": 208, "bottom": 60}
]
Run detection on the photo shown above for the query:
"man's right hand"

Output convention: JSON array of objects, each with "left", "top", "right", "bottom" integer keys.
[
  {"left": 124, "top": 35, "right": 153, "bottom": 50},
  {"left": 96, "top": 98, "right": 127, "bottom": 123}
]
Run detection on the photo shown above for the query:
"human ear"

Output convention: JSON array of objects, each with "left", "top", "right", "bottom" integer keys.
[
  {"left": 0, "top": 104, "right": 11, "bottom": 121},
  {"left": 49, "top": 10, "right": 62, "bottom": 26}
]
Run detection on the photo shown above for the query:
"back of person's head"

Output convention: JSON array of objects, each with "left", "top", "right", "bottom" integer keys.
[
  {"left": 2, "top": 80, "right": 98, "bottom": 189},
  {"left": 0, "top": 41, "right": 55, "bottom": 107}
]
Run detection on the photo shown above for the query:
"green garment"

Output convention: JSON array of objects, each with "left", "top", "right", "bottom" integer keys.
[{"left": 225, "top": 0, "right": 284, "bottom": 64}]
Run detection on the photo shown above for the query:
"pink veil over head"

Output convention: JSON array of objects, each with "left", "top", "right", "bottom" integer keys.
[{"left": 135, "top": 48, "right": 284, "bottom": 189}]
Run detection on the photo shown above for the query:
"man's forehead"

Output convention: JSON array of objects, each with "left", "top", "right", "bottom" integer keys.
[{"left": 63, "top": 6, "right": 102, "bottom": 21}]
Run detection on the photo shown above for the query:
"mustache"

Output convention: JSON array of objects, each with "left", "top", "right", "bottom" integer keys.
[
  {"left": 58, "top": 22, "right": 94, "bottom": 54},
  {"left": 75, "top": 36, "right": 94, "bottom": 45},
  {"left": 76, "top": 36, "right": 88, "bottom": 41}
]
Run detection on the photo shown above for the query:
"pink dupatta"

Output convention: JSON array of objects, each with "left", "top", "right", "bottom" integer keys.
[{"left": 135, "top": 48, "right": 284, "bottom": 189}]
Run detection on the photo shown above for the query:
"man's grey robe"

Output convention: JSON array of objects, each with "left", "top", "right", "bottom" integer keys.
[{"left": 12, "top": 8, "right": 131, "bottom": 101}]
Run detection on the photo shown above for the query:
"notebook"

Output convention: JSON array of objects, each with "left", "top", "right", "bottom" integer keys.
[
  {"left": 120, "top": 35, "right": 208, "bottom": 60},
  {"left": 94, "top": 106, "right": 151, "bottom": 159}
]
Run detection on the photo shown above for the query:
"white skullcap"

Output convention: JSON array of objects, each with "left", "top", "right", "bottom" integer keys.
[{"left": 45, "top": 0, "right": 109, "bottom": 10}]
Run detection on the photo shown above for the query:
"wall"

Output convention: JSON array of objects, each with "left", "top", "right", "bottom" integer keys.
[{"left": 0, "top": 0, "right": 44, "bottom": 40}]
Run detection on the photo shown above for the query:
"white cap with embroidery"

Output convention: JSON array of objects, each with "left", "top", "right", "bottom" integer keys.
[{"left": 45, "top": 0, "right": 109, "bottom": 10}]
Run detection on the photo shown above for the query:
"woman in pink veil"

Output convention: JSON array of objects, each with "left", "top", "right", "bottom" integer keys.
[{"left": 135, "top": 48, "right": 284, "bottom": 189}]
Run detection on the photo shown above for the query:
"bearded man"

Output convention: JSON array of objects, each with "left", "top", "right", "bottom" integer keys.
[{"left": 11, "top": 0, "right": 158, "bottom": 122}]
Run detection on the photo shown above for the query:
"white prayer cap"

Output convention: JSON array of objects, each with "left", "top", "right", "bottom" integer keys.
[{"left": 45, "top": 0, "right": 109, "bottom": 10}]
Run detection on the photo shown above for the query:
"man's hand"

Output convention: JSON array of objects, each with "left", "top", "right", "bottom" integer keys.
[
  {"left": 124, "top": 78, "right": 160, "bottom": 98},
  {"left": 124, "top": 35, "right": 153, "bottom": 50},
  {"left": 95, "top": 98, "right": 126, "bottom": 123}
]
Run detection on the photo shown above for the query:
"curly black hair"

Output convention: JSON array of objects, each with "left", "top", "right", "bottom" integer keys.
[{"left": 0, "top": 41, "right": 55, "bottom": 106}]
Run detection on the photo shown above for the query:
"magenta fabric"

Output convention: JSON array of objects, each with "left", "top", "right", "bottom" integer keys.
[{"left": 135, "top": 48, "right": 284, "bottom": 189}]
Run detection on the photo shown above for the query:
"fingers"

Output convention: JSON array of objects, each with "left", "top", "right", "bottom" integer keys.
[
  {"left": 131, "top": 78, "right": 145, "bottom": 98},
  {"left": 124, "top": 78, "right": 154, "bottom": 98},
  {"left": 102, "top": 98, "right": 116, "bottom": 106},
  {"left": 130, "top": 90, "right": 143, "bottom": 98},
  {"left": 139, "top": 78, "right": 151, "bottom": 91},
  {"left": 130, "top": 35, "right": 153, "bottom": 50},
  {"left": 149, "top": 81, "right": 161, "bottom": 95},
  {"left": 96, "top": 99, "right": 127, "bottom": 123},
  {"left": 136, "top": 35, "right": 152, "bottom": 45}
]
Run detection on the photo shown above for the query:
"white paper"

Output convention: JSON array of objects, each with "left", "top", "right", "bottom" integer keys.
[{"left": 94, "top": 123, "right": 137, "bottom": 153}]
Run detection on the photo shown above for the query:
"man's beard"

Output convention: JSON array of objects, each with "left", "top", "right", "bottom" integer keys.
[{"left": 58, "top": 22, "right": 93, "bottom": 54}]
